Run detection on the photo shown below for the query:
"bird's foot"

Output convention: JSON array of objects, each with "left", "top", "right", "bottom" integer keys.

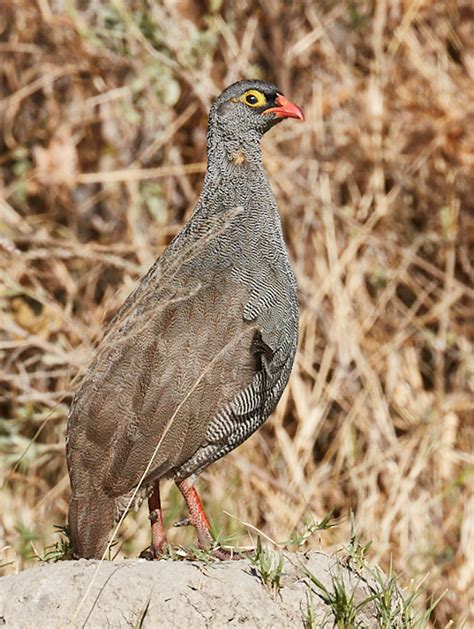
[
  {"left": 139, "top": 539, "right": 172, "bottom": 560},
  {"left": 173, "top": 517, "right": 191, "bottom": 528},
  {"left": 139, "top": 546, "right": 157, "bottom": 560},
  {"left": 207, "top": 545, "right": 246, "bottom": 561},
  {"left": 175, "top": 479, "right": 249, "bottom": 560}
]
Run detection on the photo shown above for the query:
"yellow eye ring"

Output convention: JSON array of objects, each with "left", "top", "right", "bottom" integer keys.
[{"left": 240, "top": 89, "right": 267, "bottom": 108}]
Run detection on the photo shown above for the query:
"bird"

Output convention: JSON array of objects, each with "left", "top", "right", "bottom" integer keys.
[{"left": 66, "top": 79, "right": 304, "bottom": 560}]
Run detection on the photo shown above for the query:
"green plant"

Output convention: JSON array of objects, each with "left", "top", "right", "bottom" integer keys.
[
  {"left": 304, "top": 565, "right": 374, "bottom": 628},
  {"left": 250, "top": 537, "right": 284, "bottom": 595},
  {"left": 369, "top": 562, "right": 443, "bottom": 628},
  {"left": 37, "top": 525, "right": 73, "bottom": 562},
  {"left": 344, "top": 515, "right": 372, "bottom": 571},
  {"left": 285, "top": 512, "right": 337, "bottom": 549},
  {"left": 134, "top": 594, "right": 152, "bottom": 629}
]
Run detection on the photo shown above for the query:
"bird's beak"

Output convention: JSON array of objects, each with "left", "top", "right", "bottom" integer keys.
[{"left": 263, "top": 94, "right": 304, "bottom": 121}]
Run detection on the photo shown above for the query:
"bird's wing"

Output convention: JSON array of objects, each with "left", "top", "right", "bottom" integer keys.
[
  {"left": 67, "top": 260, "right": 258, "bottom": 498},
  {"left": 67, "top": 206, "right": 296, "bottom": 498}
]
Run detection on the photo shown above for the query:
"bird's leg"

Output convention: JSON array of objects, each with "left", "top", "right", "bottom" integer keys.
[
  {"left": 176, "top": 478, "right": 213, "bottom": 549},
  {"left": 140, "top": 480, "right": 168, "bottom": 559},
  {"left": 176, "top": 479, "right": 243, "bottom": 560}
]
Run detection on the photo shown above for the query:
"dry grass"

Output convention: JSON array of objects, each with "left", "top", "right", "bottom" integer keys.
[{"left": 1, "top": 0, "right": 473, "bottom": 625}]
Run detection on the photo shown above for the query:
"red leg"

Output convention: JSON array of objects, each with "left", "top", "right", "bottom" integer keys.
[
  {"left": 176, "top": 479, "right": 244, "bottom": 560},
  {"left": 141, "top": 480, "right": 168, "bottom": 558},
  {"left": 176, "top": 478, "right": 213, "bottom": 549}
]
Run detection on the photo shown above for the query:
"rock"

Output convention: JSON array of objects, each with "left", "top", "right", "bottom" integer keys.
[{"left": 0, "top": 551, "right": 383, "bottom": 628}]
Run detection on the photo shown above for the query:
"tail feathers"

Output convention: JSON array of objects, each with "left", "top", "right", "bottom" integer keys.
[{"left": 68, "top": 492, "right": 116, "bottom": 559}]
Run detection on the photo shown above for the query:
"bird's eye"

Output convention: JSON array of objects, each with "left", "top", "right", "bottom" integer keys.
[{"left": 240, "top": 89, "right": 267, "bottom": 108}]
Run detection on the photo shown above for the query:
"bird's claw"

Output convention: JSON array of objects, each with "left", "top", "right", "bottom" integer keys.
[
  {"left": 173, "top": 517, "right": 191, "bottom": 528},
  {"left": 139, "top": 546, "right": 157, "bottom": 560}
]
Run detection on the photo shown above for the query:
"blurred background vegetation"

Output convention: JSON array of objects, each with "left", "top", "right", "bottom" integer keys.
[{"left": 1, "top": 0, "right": 473, "bottom": 625}]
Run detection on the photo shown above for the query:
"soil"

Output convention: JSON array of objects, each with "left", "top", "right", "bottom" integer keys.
[{"left": 0, "top": 551, "right": 381, "bottom": 628}]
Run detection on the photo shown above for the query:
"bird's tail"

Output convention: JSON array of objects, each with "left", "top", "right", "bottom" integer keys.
[{"left": 68, "top": 491, "right": 116, "bottom": 559}]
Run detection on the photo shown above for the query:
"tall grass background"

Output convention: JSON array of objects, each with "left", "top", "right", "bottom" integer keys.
[{"left": 1, "top": 0, "right": 473, "bottom": 625}]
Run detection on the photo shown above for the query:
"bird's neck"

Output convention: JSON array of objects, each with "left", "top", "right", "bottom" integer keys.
[
  {"left": 189, "top": 117, "right": 277, "bottom": 228},
  {"left": 206, "top": 121, "right": 264, "bottom": 175},
  {"left": 199, "top": 131, "right": 269, "bottom": 217}
]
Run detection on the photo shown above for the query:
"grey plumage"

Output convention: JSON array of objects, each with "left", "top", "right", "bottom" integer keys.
[{"left": 66, "top": 80, "right": 301, "bottom": 558}]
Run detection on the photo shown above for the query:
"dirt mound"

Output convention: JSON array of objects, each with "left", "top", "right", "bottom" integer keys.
[{"left": 0, "top": 552, "right": 388, "bottom": 628}]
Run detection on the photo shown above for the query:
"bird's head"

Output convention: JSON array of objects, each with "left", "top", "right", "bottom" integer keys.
[{"left": 209, "top": 80, "right": 304, "bottom": 149}]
